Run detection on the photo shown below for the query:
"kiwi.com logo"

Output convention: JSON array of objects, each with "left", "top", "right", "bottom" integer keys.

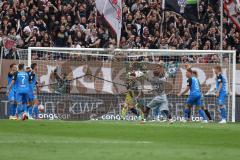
[{"left": 38, "top": 94, "right": 118, "bottom": 120}]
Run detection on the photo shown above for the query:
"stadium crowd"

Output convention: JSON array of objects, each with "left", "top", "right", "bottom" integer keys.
[{"left": 0, "top": 0, "right": 239, "bottom": 62}]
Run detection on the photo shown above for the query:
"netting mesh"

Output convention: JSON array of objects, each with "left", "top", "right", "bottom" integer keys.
[{"left": 16, "top": 48, "right": 235, "bottom": 121}]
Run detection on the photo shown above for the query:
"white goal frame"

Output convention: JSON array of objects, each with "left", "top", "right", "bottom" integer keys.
[{"left": 27, "top": 47, "right": 237, "bottom": 122}]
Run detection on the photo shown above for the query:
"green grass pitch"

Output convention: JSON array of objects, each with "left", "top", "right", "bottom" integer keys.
[{"left": 0, "top": 120, "right": 240, "bottom": 160}]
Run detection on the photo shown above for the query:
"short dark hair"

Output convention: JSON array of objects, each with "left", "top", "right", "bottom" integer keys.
[
  {"left": 10, "top": 63, "right": 16, "bottom": 69},
  {"left": 31, "top": 63, "right": 37, "bottom": 70},
  {"left": 186, "top": 68, "right": 193, "bottom": 74},
  {"left": 18, "top": 63, "right": 25, "bottom": 70},
  {"left": 214, "top": 65, "right": 222, "bottom": 72},
  {"left": 192, "top": 70, "right": 198, "bottom": 76}
]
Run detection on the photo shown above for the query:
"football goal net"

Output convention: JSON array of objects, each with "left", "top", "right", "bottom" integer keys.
[{"left": 17, "top": 47, "right": 236, "bottom": 122}]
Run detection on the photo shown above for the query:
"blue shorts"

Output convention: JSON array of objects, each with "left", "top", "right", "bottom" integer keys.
[
  {"left": 28, "top": 90, "right": 37, "bottom": 102},
  {"left": 8, "top": 90, "right": 15, "bottom": 102},
  {"left": 217, "top": 93, "right": 226, "bottom": 106},
  {"left": 187, "top": 94, "right": 202, "bottom": 107},
  {"left": 16, "top": 92, "right": 29, "bottom": 103}
]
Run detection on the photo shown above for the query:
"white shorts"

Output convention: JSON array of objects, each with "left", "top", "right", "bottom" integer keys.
[{"left": 147, "top": 94, "right": 169, "bottom": 111}]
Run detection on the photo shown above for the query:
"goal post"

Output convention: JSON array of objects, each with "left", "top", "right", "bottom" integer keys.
[
  {"left": 232, "top": 50, "right": 236, "bottom": 122},
  {"left": 23, "top": 47, "right": 236, "bottom": 122}
]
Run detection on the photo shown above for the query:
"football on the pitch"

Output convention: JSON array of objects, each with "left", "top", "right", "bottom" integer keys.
[
  {"left": 135, "top": 70, "right": 144, "bottom": 78},
  {"left": 38, "top": 104, "right": 45, "bottom": 113}
]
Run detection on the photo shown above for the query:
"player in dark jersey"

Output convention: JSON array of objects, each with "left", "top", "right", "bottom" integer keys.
[
  {"left": 214, "top": 65, "right": 227, "bottom": 123},
  {"left": 7, "top": 63, "right": 31, "bottom": 120},
  {"left": 27, "top": 63, "right": 40, "bottom": 119},
  {"left": 7, "top": 63, "right": 18, "bottom": 120},
  {"left": 178, "top": 68, "right": 207, "bottom": 123}
]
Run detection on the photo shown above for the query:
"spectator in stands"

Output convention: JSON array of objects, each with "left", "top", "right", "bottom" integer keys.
[
  {"left": 0, "top": 0, "right": 238, "bottom": 63},
  {"left": 4, "top": 46, "right": 19, "bottom": 59},
  {"left": 54, "top": 25, "right": 68, "bottom": 47},
  {"left": 41, "top": 32, "right": 52, "bottom": 47}
]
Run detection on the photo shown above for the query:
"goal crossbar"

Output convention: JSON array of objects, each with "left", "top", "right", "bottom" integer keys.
[{"left": 27, "top": 47, "right": 237, "bottom": 122}]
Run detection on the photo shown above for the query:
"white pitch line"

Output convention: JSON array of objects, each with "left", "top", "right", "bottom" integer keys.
[{"left": 0, "top": 140, "right": 152, "bottom": 144}]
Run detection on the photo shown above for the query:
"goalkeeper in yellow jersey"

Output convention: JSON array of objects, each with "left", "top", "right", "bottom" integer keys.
[
  {"left": 121, "top": 64, "right": 145, "bottom": 120},
  {"left": 121, "top": 71, "right": 139, "bottom": 120}
]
